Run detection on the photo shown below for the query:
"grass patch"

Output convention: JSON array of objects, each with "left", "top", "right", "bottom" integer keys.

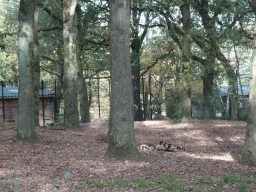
[
  {"left": 114, "top": 180, "right": 131, "bottom": 188},
  {"left": 222, "top": 175, "right": 256, "bottom": 184},
  {"left": 134, "top": 178, "right": 150, "bottom": 188},
  {"left": 85, "top": 180, "right": 107, "bottom": 189},
  {"left": 81, "top": 174, "right": 256, "bottom": 191},
  {"left": 194, "top": 176, "right": 215, "bottom": 186},
  {"left": 75, "top": 184, "right": 84, "bottom": 190}
]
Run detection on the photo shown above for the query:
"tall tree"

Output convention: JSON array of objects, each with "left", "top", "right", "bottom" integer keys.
[
  {"left": 17, "top": 0, "right": 40, "bottom": 142},
  {"left": 202, "top": 50, "right": 215, "bottom": 119},
  {"left": 105, "top": 0, "right": 141, "bottom": 161},
  {"left": 63, "top": 0, "right": 79, "bottom": 127},
  {"left": 240, "top": 0, "right": 256, "bottom": 167},
  {"left": 195, "top": 0, "right": 239, "bottom": 120},
  {"left": 181, "top": 0, "right": 191, "bottom": 121},
  {"left": 131, "top": 0, "right": 149, "bottom": 121},
  {"left": 76, "top": 4, "right": 90, "bottom": 122}
]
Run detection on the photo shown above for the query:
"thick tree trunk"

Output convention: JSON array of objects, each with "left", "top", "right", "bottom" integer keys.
[
  {"left": 63, "top": 0, "right": 79, "bottom": 127},
  {"left": 34, "top": 6, "right": 40, "bottom": 126},
  {"left": 240, "top": 34, "right": 256, "bottom": 166},
  {"left": 76, "top": 4, "right": 90, "bottom": 123},
  {"left": 181, "top": 0, "right": 191, "bottom": 121},
  {"left": 203, "top": 72, "right": 215, "bottom": 118},
  {"left": 17, "top": 0, "right": 39, "bottom": 142},
  {"left": 198, "top": 0, "right": 238, "bottom": 120},
  {"left": 55, "top": 48, "right": 64, "bottom": 122},
  {"left": 203, "top": 54, "right": 215, "bottom": 119},
  {"left": 105, "top": 0, "right": 141, "bottom": 161}
]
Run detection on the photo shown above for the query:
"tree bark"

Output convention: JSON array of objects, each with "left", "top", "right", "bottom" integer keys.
[
  {"left": 17, "top": 0, "right": 39, "bottom": 142},
  {"left": 180, "top": 0, "right": 191, "bottom": 121},
  {"left": 63, "top": 0, "right": 79, "bottom": 127},
  {"left": 240, "top": 0, "right": 256, "bottom": 167},
  {"left": 203, "top": 53, "right": 215, "bottom": 119},
  {"left": 203, "top": 72, "right": 215, "bottom": 118},
  {"left": 131, "top": 2, "right": 149, "bottom": 121},
  {"left": 105, "top": 0, "right": 141, "bottom": 161},
  {"left": 76, "top": 4, "right": 90, "bottom": 122},
  {"left": 240, "top": 33, "right": 256, "bottom": 166},
  {"left": 55, "top": 43, "right": 64, "bottom": 122}
]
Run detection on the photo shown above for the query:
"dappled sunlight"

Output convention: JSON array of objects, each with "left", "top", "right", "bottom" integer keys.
[
  {"left": 179, "top": 130, "right": 215, "bottom": 146},
  {"left": 141, "top": 120, "right": 165, "bottom": 126},
  {"left": 184, "top": 152, "right": 235, "bottom": 162},
  {"left": 214, "top": 124, "right": 232, "bottom": 127},
  {"left": 230, "top": 136, "right": 244, "bottom": 143},
  {"left": 139, "top": 120, "right": 190, "bottom": 129},
  {"left": 215, "top": 136, "right": 224, "bottom": 142}
]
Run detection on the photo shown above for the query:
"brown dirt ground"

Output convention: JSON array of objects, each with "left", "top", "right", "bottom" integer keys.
[{"left": 0, "top": 119, "right": 256, "bottom": 192}]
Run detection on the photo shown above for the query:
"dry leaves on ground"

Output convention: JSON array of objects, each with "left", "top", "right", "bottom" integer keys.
[{"left": 0, "top": 119, "right": 256, "bottom": 191}]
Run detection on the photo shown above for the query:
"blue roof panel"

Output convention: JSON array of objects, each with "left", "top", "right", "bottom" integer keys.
[
  {"left": 218, "top": 86, "right": 250, "bottom": 96},
  {"left": 0, "top": 87, "right": 54, "bottom": 98}
]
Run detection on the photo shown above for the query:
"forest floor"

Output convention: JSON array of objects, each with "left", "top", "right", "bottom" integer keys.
[{"left": 1, "top": 119, "right": 256, "bottom": 192}]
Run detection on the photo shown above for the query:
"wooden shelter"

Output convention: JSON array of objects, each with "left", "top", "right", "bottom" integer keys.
[{"left": 0, "top": 87, "right": 55, "bottom": 126}]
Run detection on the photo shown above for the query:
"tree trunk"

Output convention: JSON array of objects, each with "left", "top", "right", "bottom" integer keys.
[
  {"left": 240, "top": 33, "right": 256, "bottom": 166},
  {"left": 17, "top": 0, "right": 39, "bottom": 142},
  {"left": 198, "top": 0, "right": 238, "bottom": 120},
  {"left": 55, "top": 44, "right": 64, "bottom": 122},
  {"left": 63, "top": 0, "right": 79, "bottom": 127},
  {"left": 34, "top": 6, "right": 40, "bottom": 126},
  {"left": 131, "top": 49, "right": 143, "bottom": 121},
  {"left": 203, "top": 54, "right": 215, "bottom": 119},
  {"left": 76, "top": 4, "right": 90, "bottom": 122},
  {"left": 203, "top": 72, "right": 215, "bottom": 118},
  {"left": 181, "top": 0, "right": 191, "bottom": 121},
  {"left": 105, "top": 0, "right": 141, "bottom": 161},
  {"left": 240, "top": 0, "right": 256, "bottom": 166},
  {"left": 130, "top": 2, "right": 146, "bottom": 121}
]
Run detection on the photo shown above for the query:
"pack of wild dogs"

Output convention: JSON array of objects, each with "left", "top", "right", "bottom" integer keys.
[{"left": 139, "top": 141, "right": 185, "bottom": 152}]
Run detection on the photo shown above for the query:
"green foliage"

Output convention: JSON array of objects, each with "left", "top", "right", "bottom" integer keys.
[
  {"left": 63, "top": 172, "right": 71, "bottom": 179},
  {"left": 75, "top": 184, "right": 83, "bottom": 190},
  {"left": 85, "top": 180, "right": 107, "bottom": 189},
  {"left": 114, "top": 180, "right": 130, "bottom": 188},
  {"left": 134, "top": 179, "right": 150, "bottom": 188},
  {"left": 51, "top": 172, "right": 71, "bottom": 190},
  {"left": 196, "top": 112, "right": 208, "bottom": 120},
  {"left": 239, "top": 110, "right": 249, "bottom": 121},
  {"left": 222, "top": 175, "right": 256, "bottom": 184},
  {"left": 3, "top": 161, "right": 20, "bottom": 192},
  {"left": 195, "top": 176, "right": 215, "bottom": 186}
]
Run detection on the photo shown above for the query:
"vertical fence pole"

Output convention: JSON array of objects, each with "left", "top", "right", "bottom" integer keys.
[
  {"left": 54, "top": 79, "right": 57, "bottom": 122},
  {"left": 236, "top": 70, "right": 239, "bottom": 120},
  {"left": 2, "top": 81, "right": 5, "bottom": 122},
  {"left": 149, "top": 74, "right": 152, "bottom": 120},
  {"left": 41, "top": 80, "right": 45, "bottom": 126},
  {"left": 97, "top": 77, "right": 100, "bottom": 118},
  {"left": 142, "top": 75, "right": 145, "bottom": 120}
]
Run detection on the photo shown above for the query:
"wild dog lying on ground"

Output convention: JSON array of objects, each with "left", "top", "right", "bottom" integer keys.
[
  {"left": 156, "top": 141, "right": 166, "bottom": 151},
  {"left": 139, "top": 141, "right": 185, "bottom": 152},
  {"left": 139, "top": 144, "right": 154, "bottom": 152},
  {"left": 165, "top": 143, "right": 185, "bottom": 152}
]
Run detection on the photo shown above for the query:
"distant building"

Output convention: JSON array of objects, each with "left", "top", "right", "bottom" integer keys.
[
  {"left": 191, "top": 86, "right": 250, "bottom": 118},
  {"left": 218, "top": 86, "right": 250, "bottom": 117},
  {"left": 0, "top": 87, "right": 55, "bottom": 126}
]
